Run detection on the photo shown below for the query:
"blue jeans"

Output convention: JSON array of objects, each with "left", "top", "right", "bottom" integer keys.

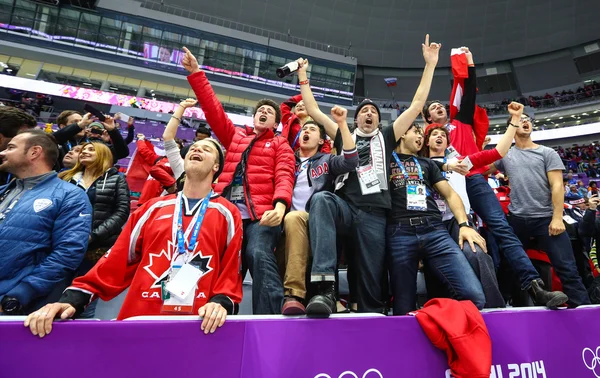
[
  {"left": 466, "top": 174, "right": 540, "bottom": 289},
  {"left": 308, "top": 191, "right": 387, "bottom": 313},
  {"left": 243, "top": 220, "right": 284, "bottom": 314},
  {"left": 508, "top": 215, "right": 591, "bottom": 306},
  {"left": 387, "top": 218, "right": 485, "bottom": 315}
]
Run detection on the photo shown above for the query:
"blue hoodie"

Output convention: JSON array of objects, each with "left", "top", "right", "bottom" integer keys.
[{"left": 0, "top": 172, "right": 92, "bottom": 307}]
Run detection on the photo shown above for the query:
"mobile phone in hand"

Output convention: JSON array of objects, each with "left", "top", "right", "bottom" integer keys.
[
  {"left": 117, "top": 112, "right": 130, "bottom": 123},
  {"left": 84, "top": 103, "right": 106, "bottom": 122}
]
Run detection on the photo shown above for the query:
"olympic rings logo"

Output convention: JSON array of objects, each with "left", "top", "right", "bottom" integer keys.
[
  {"left": 583, "top": 347, "right": 600, "bottom": 378},
  {"left": 314, "top": 369, "right": 383, "bottom": 378}
]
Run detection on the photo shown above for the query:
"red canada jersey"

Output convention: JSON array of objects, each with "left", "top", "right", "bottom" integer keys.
[{"left": 68, "top": 193, "right": 243, "bottom": 320}]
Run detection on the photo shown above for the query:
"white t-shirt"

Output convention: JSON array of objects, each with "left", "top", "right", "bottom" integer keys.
[
  {"left": 291, "top": 157, "right": 314, "bottom": 212},
  {"left": 431, "top": 156, "right": 470, "bottom": 221}
]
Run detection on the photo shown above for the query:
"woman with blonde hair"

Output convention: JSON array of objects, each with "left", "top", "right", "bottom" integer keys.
[{"left": 59, "top": 142, "right": 130, "bottom": 316}]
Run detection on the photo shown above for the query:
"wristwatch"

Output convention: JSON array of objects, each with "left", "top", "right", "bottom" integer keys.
[
  {"left": 458, "top": 221, "right": 471, "bottom": 228},
  {"left": 1, "top": 296, "right": 23, "bottom": 315}
]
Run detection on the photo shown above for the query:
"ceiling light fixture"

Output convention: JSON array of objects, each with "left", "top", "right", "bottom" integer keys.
[{"left": 83, "top": 82, "right": 92, "bottom": 86}]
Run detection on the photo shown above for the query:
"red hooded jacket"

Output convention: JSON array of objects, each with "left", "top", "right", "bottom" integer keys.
[
  {"left": 187, "top": 71, "right": 295, "bottom": 220},
  {"left": 411, "top": 298, "right": 492, "bottom": 378}
]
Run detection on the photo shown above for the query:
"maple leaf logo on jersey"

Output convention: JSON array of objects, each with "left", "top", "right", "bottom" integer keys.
[
  {"left": 143, "top": 240, "right": 175, "bottom": 289},
  {"left": 143, "top": 240, "right": 214, "bottom": 289}
]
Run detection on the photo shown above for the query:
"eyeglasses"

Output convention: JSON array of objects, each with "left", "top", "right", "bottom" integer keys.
[{"left": 522, "top": 117, "right": 535, "bottom": 123}]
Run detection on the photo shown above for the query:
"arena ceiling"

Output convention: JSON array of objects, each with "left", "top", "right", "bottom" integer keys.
[{"left": 148, "top": 0, "right": 600, "bottom": 68}]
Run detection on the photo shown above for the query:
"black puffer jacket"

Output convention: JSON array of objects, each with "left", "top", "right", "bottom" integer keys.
[{"left": 70, "top": 167, "right": 130, "bottom": 250}]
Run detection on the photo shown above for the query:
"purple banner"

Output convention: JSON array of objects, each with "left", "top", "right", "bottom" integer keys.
[{"left": 2, "top": 307, "right": 600, "bottom": 377}]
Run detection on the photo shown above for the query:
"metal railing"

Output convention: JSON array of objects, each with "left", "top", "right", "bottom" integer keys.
[
  {"left": 137, "top": 0, "right": 351, "bottom": 57},
  {"left": 354, "top": 88, "right": 600, "bottom": 116}
]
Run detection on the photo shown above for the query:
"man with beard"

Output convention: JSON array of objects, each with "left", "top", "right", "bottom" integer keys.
[
  {"left": 24, "top": 138, "right": 242, "bottom": 335},
  {"left": 298, "top": 35, "right": 441, "bottom": 316}
]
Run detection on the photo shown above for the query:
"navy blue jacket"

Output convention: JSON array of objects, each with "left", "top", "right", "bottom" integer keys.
[{"left": 0, "top": 173, "right": 92, "bottom": 307}]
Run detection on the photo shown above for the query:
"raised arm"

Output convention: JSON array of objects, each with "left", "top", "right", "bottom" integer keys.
[
  {"left": 393, "top": 34, "right": 441, "bottom": 141},
  {"left": 328, "top": 106, "right": 359, "bottom": 175},
  {"left": 163, "top": 98, "right": 198, "bottom": 142},
  {"left": 495, "top": 102, "right": 522, "bottom": 157},
  {"left": 182, "top": 47, "right": 236, "bottom": 149},
  {"left": 52, "top": 113, "right": 94, "bottom": 144},
  {"left": 454, "top": 48, "right": 477, "bottom": 126},
  {"left": 296, "top": 58, "right": 339, "bottom": 140}
]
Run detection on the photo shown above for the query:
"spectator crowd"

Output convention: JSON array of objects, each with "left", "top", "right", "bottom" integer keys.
[{"left": 1, "top": 36, "right": 599, "bottom": 338}]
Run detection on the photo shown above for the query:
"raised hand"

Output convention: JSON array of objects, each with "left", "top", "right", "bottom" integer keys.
[
  {"left": 179, "top": 98, "right": 198, "bottom": 109},
  {"left": 422, "top": 34, "right": 441, "bottom": 66},
  {"left": 102, "top": 115, "right": 116, "bottom": 131},
  {"left": 77, "top": 112, "right": 96, "bottom": 130},
  {"left": 182, "top": 47, "right": 200, "bottom": 74},
  {"left": 460, "top": 47, "right": 474, "bottom": 65},
  {"left": 330, "top": 105, "right": 348, "bottom": 124},
  {"left": 507, "top": 101, "right": 524, "bottom": 117},
  {"left": 296, "top": 57, "right": 309, "bottom": 74}
]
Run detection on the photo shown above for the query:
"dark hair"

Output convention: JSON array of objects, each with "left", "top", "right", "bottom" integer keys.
[
  {"left": 18, "top": 129, "right": 59, "bottom": 168},
  {"left": 303, "top": 120, "right": 326, "bottom": 140},
  {"left": 505, "top": 112, "right": 532, "bottom": 127},
  {"left": 302, "top": 121, "right": 327, "bottom": 151},
  {"left": 422, "top": 100, "right": 444, "bottom": 124},
  {"left": 254, "top": 99, "right": 281, "bottom": 124},
  {"left": 421, "top": 123, "right": 449, "bottom": 157},
  {"left": 195, "top": 125, "right": 211, "bottom": 136},
  {"left": 407, "top": 122, "right": 423, "bottom": 135},
  {"left": 0, "top": 107, "right": 37, "bottom": 138},
  {"left": 56, "top": 110, "right": 80, "bottom": 127}
]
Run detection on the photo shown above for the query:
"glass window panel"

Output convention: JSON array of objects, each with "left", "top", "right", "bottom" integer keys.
[
  {"left": 182, "top": 35, "right": 200, "bottom": 48},
  {"left": 81, "top": 13, "right": 100, "bottom": 25},
  {"left": 11, "top": 2, "right": 36, "bottom": 30},
  {"left": 341, "top": 70, "right": 353, "bottom": 79},
  {"left": 327, "top": 67, "right": 341, "bottom": 77},
  {"left": 33, "top": 6, "right": 58, "bottom": 36},
  {"left": 102, "top": 17, "right": 122, "bottom": 29},
  {"left": 312, "top": 65, "right": 327, "bottom": 74},
  {"left": 59, "top": 8, "right": 80, "bottom": 22},
  {"left": 161, "top": 30, "right": 181, "bottom": 42},
  {"left": 143, "top": 26, "right": 162, "bottom": 38}
]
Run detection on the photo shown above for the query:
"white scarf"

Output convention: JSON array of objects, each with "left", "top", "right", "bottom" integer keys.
[{"left": 334, "top": 128, "right": 387, "bottom": 191}]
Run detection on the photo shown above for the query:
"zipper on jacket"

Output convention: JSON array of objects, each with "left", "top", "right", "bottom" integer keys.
[{"left": 243, "top": 135, "right": 261, "bottom": 220}]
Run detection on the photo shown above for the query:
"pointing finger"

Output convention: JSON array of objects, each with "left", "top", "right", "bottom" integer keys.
[{"left": 424, "top": 34, "right": 430, "bottom": 46}]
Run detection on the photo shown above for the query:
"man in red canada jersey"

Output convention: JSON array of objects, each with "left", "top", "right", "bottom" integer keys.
[{"left": 25, "top": 138, "right": 243, "bottom": 336}]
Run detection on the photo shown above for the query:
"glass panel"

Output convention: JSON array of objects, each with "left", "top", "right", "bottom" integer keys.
[
  {"left": 102, "top": 17, "right": 122, "bottom": 29},
  {"left": 77, "top": 13, "right": 100, "bottom": 46},
  {"left": 32, "top": 5, "right": 58, "bottom": 37},
  {"left": 182, "top": 35, "right": 200, "bottom": 48},
  {"left": 121, "top": 22, "right": 143, "bottom": 57},
  {"left": 11, "top": 1, "right": 36, "bottom": 31}
]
